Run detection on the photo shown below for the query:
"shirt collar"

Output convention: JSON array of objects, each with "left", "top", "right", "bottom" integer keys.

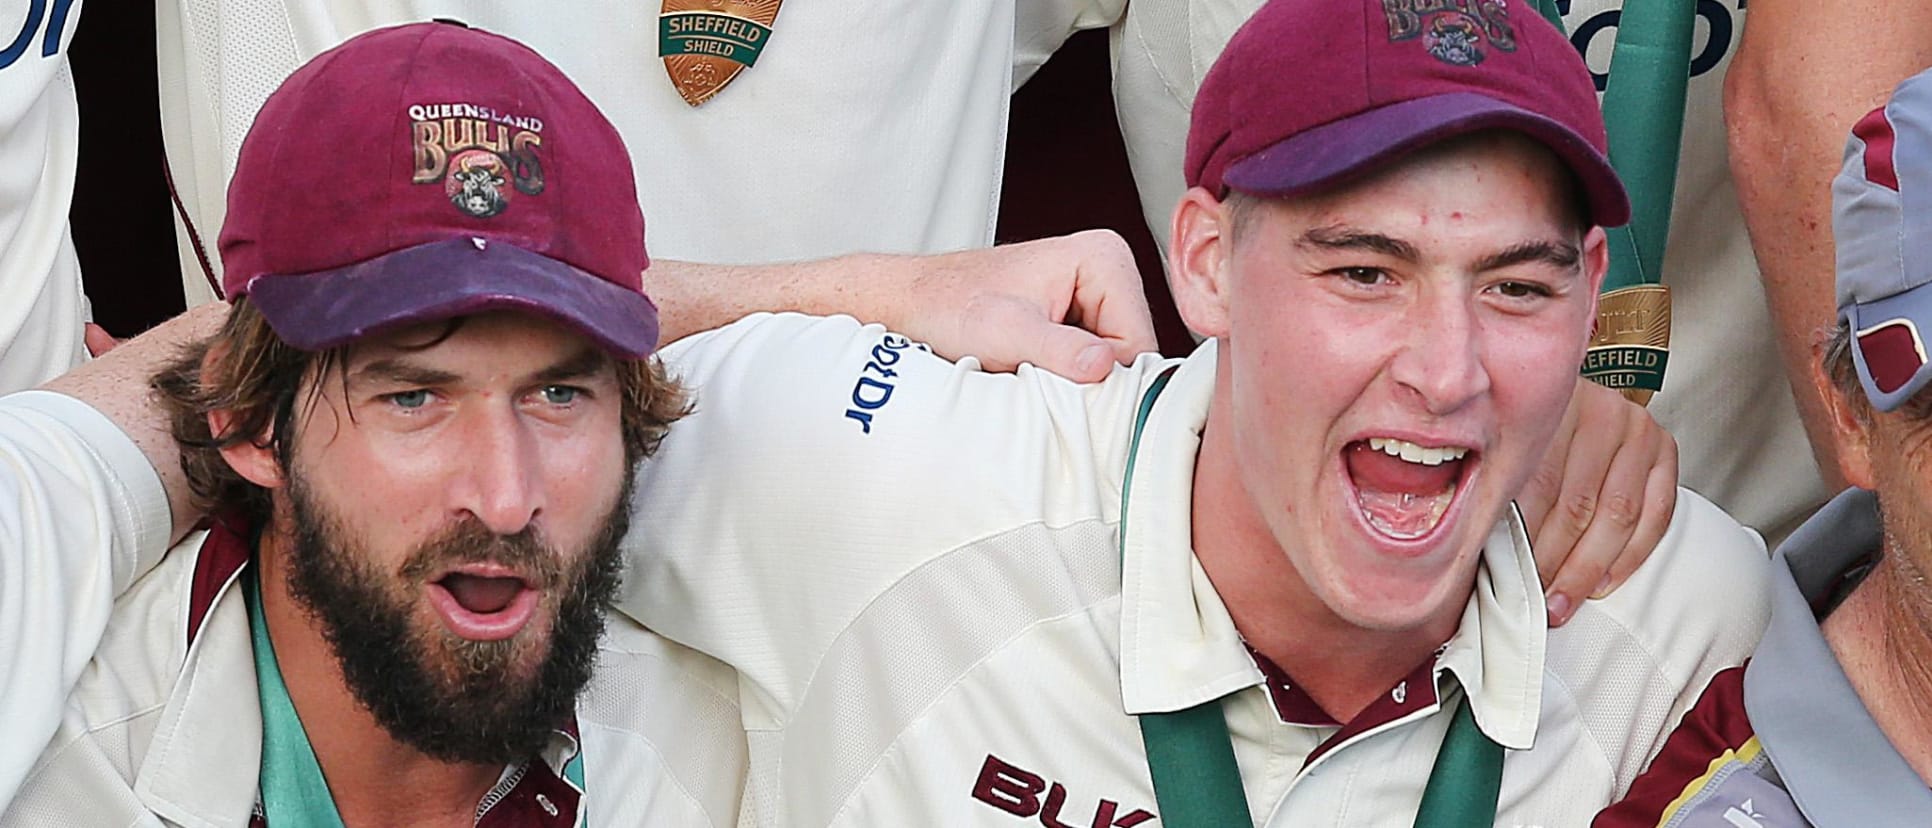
[
  {"left": 1116, "top": 339, "right": 1545, "bottom": 750},
  {"left": 140, "top": 519, "right": 588, "bottom": 826},
  {"left": 1744, "top": 487, "right": 1932, "bottom": 824}
]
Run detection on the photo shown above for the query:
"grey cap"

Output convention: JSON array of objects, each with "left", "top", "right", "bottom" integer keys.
[{"left": 1837, "top": 68, "right": 1932, "bottom": 412}]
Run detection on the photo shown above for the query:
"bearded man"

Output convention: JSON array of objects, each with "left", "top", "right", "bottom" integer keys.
[{"left": 2, "top": 21, "right": 734, "bottom": 827}]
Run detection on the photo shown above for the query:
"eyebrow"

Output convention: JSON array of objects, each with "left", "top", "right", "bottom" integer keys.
[
  {"left": 532, "top": 346, "right": 615, "bottom": 385},
  {"left": 349, "top": 345, "right": 613, "bottom": 389},
  {"left": 1471, "top": 240, "right": 1581, "bottom": 273},
  {"left": 1298, "top": 226, "right": 1421, "bottom": 262},
  {"left": 1298, "top": 225, "right": 1581, "bottom": 273}
]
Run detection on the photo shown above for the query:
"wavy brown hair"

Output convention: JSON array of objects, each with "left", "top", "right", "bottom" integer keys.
[{"left": 151, "top": 298, "right": 689, "bottom": 524}]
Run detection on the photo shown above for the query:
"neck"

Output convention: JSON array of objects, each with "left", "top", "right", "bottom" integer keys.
[
  {"left": 255, "top": 533, "right": 501, "bottom": 828},
  {"left": 1822, "top": 551, "right": 1932, "bottom": 786},
  {"left": 1189, "top": 403, "right": 1465, "bottom": 724}
]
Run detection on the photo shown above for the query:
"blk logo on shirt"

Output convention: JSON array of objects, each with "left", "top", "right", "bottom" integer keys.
[{"left": 971, "top": 754, "right": 1155, "bottom": 828}]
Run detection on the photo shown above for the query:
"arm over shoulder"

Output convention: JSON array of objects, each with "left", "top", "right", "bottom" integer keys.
[
  {"left": 1550, "top": 489, "right": 1771, "bottom": 793},
  {"left": 619, "top": 312, "right": 1156, "bottom": 725},
  {"left": 0, "top": 391, "right": 170, "bottom": 807}
]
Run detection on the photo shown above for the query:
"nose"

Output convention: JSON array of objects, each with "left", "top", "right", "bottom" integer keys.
[
  {"left": 1387, "top": 289, "right": 1491, "bottom": 415},
  {"left": 448, "top": 402, "right": 544, "bottom": 535}
]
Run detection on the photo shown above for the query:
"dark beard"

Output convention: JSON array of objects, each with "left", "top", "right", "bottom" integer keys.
[{"left": 282, "top": 471, "right": 630, "bottom": 765}]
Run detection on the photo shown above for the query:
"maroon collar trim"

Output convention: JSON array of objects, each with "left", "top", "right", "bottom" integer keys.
[
  {"left": 1246, "top": 646, "right": 1446, "bottom": 768},
  {"left": 186, "top": 514, "right": 256, "bottom": 646}
]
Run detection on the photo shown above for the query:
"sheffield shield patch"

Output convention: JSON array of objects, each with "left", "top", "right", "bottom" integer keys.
[{"left": 660, "top": 0, "right": 783, "bottom": 106}]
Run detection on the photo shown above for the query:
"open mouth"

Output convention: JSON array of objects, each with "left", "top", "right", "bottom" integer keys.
[
  {"left": 426, "top": 566, "right": 542, "bottom": 641},
  {"left": 1342, "top": 437, "right": 1475, "bottom": 542}
]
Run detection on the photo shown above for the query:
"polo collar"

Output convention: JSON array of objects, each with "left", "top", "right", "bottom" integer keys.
[
  {"left": 136, "top": 519, "right": 589, "bottom": 827},
  {"left": 1745, "top": 488, "right": 1932, "bottom": 826},
  {"left": 1115, "top": 339, "right": 1545, "bottom": 750}
]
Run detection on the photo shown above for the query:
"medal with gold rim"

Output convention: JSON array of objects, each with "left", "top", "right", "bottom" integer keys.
[
  {"left": 659, "top": 0, "right": 782, "bottom": 106},
  {"left": 1584, "top": 285, "right": 1671, "bottom": 406}
]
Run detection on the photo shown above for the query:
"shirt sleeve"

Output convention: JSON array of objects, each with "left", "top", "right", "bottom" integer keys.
[
  {"left": 618, "top": 312, "right": 1152, "bottom": 729},
  {"left": 0, "top": 390, "right": 171, "bottom": 808},
  {"left": 1012, "top": 0, "right": 1128, "bottom": 89},
  {"left": 1593, "top": 666, "right": 1758, "bottom": 827}
]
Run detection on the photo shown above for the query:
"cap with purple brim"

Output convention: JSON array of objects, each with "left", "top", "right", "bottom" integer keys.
[
  {"left": 1837, "top": 69, "right": 1932, "bottom": 412},
  {"left": 1186, "top": 0, "right": 1629, "bottom": 229},
  {"left": 219, "top": 21, "right": 659, "bottom": 359}
]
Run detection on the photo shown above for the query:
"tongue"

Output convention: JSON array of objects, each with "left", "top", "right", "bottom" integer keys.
[
  {"left": 441, "top": 574, "right": 524, "bottom": 614},
  {"left": 1344, "top": 443, "right": 1460, "bottom": 494},
  {"left": 1344, "top": 442, "right": 1463, "bottom": 539}
]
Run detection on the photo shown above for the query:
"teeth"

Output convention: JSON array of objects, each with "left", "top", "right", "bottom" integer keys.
[{"left": 1366, "top": 437, "right": 1468, "bottom": 466}]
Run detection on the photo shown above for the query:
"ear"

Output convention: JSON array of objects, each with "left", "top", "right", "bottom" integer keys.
[
  {"left": 201, "top": 346, "right": 288, "bottom": 490},
  {"left": 1580, "top": 224, "right": 1609, "bottom": 319},
  {"left": 1810, "top": 336, "right": 1878, "bottom": 489},
  {"left": 1167, "top": 187, "right": 1236, "bottom": 338}
]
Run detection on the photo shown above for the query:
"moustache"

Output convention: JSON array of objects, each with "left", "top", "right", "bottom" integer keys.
[{"left": 395, "top": 518, "right": 565, "bottom": 590}]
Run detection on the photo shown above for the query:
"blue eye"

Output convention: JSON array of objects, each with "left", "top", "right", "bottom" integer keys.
[
  {"left": 541, "top": 385, "right": 580, "bottom": 405},
  {"left": 387, "top": 389, "right": 430, "bottom": 409}
]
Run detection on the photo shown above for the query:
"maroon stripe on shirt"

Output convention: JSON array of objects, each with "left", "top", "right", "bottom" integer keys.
[
  {"left": 1248, "top": 647, "right": 1443, "bottom": 767},
  {"left": 185, "top": 514, "right": 254, "bottom": 646},
  {"left": 1592, "top": 665, "right": 1756, "bottom": 827}
]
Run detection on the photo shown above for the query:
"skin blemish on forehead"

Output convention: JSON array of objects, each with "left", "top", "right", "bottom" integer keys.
[{"left": 1449, "top": 211, "right": 1465, "bottom": 221}]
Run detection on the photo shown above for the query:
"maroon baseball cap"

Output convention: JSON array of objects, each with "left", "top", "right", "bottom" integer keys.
[
  {"left": 218, "top": 21, "right": 659, "bottom": 358},
  {"left": 1185, "top": 0, "right": 1629, "bottom": 228}
]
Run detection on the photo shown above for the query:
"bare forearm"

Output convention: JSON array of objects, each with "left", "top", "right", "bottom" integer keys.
[
  {"left": 40, "top": 301, "right": 225, "bottom": 545},
  {"left": 1726, "top": 0, "right": 1932, "bottom": 486},
  {"left": 644, "top": 231, "right": 1156, "bottom": 377},
  {"left": 645, "top": 255, "right": 909, "bottom": 345}
]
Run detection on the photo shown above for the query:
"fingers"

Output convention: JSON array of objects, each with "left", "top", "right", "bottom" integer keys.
[
  {"left": 1606, "top": 427, "right": 1678, "bottom": 596},
  {"left": 1542, "top": 402, "right": 1659, "bottom": 626},
  {"left": 909, "top": 229, "right": 1155, "bottom": 380},
  {"left": 83, "top": 323, "right": 119, "bottom": 357},
  {"left": 1517, "top": 379, "right": 1584, "bottom": 573},
  {"left": 1530, "top": 379, "right": 1620, "bottom": 595},
  {"left": 969, "top": 294, "right": 1118, "bottom": 382},
  {"left": 1065, "top": 230, "right": 1158, "bottom": 364}
]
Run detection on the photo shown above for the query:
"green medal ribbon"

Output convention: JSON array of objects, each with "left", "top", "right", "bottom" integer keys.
[
  {"left": 1599, "top": 0, "right": 1696, "bottom": 290},
  {"left": 1578, "top": 0, "right": 1695, "bottom": 403},
  {"left": 1527, "top": 0, "right": 1565, "bottom": 32},
  {"left": 247, "top": 571, "right": 350, "bottom": 828},
  {"left": 1122, "top": 370, "right": 1501, "bottom": 827}
]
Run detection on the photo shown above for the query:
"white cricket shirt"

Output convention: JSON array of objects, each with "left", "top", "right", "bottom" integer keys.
[
  {"left": 625, "top": 312, "right": 1775, "bottom": 827},
  {"left": 0, "top": 0, "right": 88, "bottom": 393}
]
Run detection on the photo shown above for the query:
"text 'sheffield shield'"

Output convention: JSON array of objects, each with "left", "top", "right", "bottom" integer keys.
[{"left": 660, "top": 0, "right": 783, "bottom": 106}]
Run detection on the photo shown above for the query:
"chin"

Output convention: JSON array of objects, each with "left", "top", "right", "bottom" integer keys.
[{"left": 1310, "top": 523, "right": 1488, "bottom": 633}]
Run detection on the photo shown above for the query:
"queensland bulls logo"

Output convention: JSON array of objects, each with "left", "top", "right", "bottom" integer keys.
[
  {"left": 446, "top": 150, "right": 510, "bottom": 217},
  {"left": 409, "top": 102, "right": 547, "bottom": 219},
  {"left": 1382, "top": 0, "right": 1517, "bottom": 67},
  {"left": 1425, "top": 16, "right": 1487, "bottom": 65}
]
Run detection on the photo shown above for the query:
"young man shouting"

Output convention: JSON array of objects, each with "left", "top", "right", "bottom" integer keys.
[{"left": 620, "top": 1, "right": 1772, "bottom": 824}]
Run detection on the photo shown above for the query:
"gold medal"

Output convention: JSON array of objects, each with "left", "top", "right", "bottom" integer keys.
[
  {"left": 1582, "top": 284, "right": 1671, "bottom": 406},
  {"left": 659, "top": 0, "right": 783, "bottom": 106}
]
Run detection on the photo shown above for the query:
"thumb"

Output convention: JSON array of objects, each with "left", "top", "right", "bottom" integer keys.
[
  {"left": 1025, "top": 323, "right": 1116, "bottom": 383},
  {"left": 974, "top": 297, "right": 1116, "bottom": 382},
  {"left": 83, "top": 323, "right": 119, "bottom": 357}
]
